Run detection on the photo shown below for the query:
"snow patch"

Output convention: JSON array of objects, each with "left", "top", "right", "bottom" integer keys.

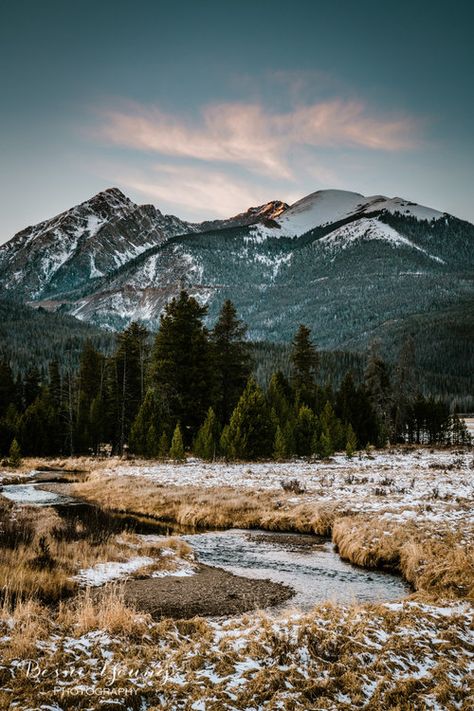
[{"left": 74, "top": 556, "right": 154, "bottom": 587}]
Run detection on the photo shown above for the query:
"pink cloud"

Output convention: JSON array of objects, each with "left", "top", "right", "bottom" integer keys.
[
  {"left": 95, "top": 99, "right": 420, "bottom": 178},
  {"left": 124, "top": 164, "right": 279, "bottom": 218}
]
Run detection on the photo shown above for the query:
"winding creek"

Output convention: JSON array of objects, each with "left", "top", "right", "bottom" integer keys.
[{"left": 1, "top": 481, "right": 409, "bottom": 611}]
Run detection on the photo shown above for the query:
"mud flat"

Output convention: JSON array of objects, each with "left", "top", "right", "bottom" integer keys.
[{"left": 123, "top": 562, "right": 294, "bottom": 618}]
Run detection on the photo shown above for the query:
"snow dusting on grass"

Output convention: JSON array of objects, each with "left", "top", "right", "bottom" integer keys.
[
  {"left": 101, "top": 448, "right": 474, "bottom": 527},
  {"left": 2, "top": 447, "right": 473, "bottom": 709},
  {"left": 1, "top": 597, "right": 472, "bottom": 709},
  {"left": 73, "top": 556, "right": 155, "bottom": 587}
]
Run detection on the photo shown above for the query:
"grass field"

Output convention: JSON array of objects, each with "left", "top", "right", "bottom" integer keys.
[{"left": 0, "top": 447, "right": 473, "bottom": 709}]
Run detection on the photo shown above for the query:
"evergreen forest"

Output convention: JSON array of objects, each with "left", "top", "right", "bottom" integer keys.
[{"left": 0, "top": 292, "right": 470, "bottom": 462}]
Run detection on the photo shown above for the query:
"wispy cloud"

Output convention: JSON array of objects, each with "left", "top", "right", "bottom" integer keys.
[
  {"left": 95, "top": 99, "right": 420, "bottom": 179},
  {"left": 122, "top": 165, "right": 287, "bottom": 218}
]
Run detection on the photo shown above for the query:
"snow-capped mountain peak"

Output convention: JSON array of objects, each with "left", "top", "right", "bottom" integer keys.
[
  {"left": 0, "top": 186, "right": 470, "bottom": 342},
  {"left": 273, "top": 189, "right": 444, "bottom": 237}
]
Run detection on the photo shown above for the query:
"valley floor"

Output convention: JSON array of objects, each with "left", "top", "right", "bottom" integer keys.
[{"left": 1, "top": 447, "right": 473, "bottom": 710}]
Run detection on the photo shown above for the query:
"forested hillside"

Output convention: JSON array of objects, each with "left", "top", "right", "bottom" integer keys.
[
  {"left": 0, "top": 292, "right": 470, "bottom": 461},
  {"left": 0, "top": 299, "right": 115, "bottom": 374}
]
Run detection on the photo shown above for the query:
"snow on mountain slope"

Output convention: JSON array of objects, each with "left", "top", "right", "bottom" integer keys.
[
  {"left": 1, "top": 185, "right": 470, "bottom": 344},
  {"left": 272, "top": 189, "right": 444, "bottom": 237},
  {"left": 319, "top": 217, "right": 445, "bottom": 263},
  {"left": 0, "top": 188, "right": 195, "bottom": 299}
]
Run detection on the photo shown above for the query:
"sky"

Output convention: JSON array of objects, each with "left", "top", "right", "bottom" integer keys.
[{"left": 1, "top": 0, "right": 473, "bottom": 242}]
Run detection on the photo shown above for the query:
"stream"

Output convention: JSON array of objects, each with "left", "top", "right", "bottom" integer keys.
[{"left": 1, "top": 481, "right": 409, "bottom": 609}]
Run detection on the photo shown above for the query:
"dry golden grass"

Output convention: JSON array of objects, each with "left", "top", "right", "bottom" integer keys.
[
  {"left": 72, "top": 472, "right": 474, "bottom": 602},
  {"left": 333, "top": 516, "right": 474, "bottom": 601},
  {"left": 0, "top": 595, "right": 50, "bottom": 661},
  {"left": 9, "top": 453, "right": 153, "bottom": 475},
  {"left": 2, "top": 454, "right": 473, "bottom": 708},
  {"left": 0, "top": 502, "right": 194, "bottom": 603},
  {"left": 73, "top": 475, "right": 337, "bottom": 535},
  {"left": 57, "top": 584, "right": 153, "bottom": 636},
  {"left": 1, "top": 587, "right": 471, "bottom": 710}
]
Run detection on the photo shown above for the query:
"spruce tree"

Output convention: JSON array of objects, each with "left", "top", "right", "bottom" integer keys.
[
  {"left": 76, "top": 340, "right": 105, "bottom": 453},
  {"left": 194, "top": 407, "right": 220, "bottom": 461},
  {"left": 319, "top": 401, "right": 345, "bottom": 451},
  {"left": 392, "top": 336, "right": 417, "bottom": 442},
  {"left": 219, "top": 425, "right": 231, "bottom": 460},
  {"left": 315, "top": 428, "right": 334, "bottom": 459},
  {"left": 364, "top": 341, "right": 393, "bottom": 446},
  {"left": 89, "top": 394, "right": 106, "bottom": 455},
  {"left": 129, "top": 389, "right": 161, "bottom": 456},
  {"left": 227, "top": 377, "right": 274, "bottom": 460},
  {"left": 146, "top": 423, "right": 161, "bottom": 457},
  {"left": 23, "top": 367, "right": 41, "bottom": 408},
  {"left": 0, "top": 360, "right": 17, "bottom": 419},
  {"left": 273, "top": 424, "right": 289, "bottom": 461},
  {"left": 170, "top": 423, "right": 186, "bottom": 462},
  {"left": 152, "top": 291, "right": 213, "bottom": 441},
  {"left": 449, "top": 413, "right": 471, "bottom": 446},
  {"left": 112, "top": 323, "right": 150, "bottom": 454},
  {"left": 345, "top": 424, "right": 357, "bottom": 458},
  {"left": 267, "top": 371, "right": 293, "bottom": 424},
  {"left": 158, "top": 431, "right": 170, "bottom": 459},
  {"left": 8, "top": 438, "right": 22, "bottom": 468},
  {"left": 211, "top": 300, "right": 251, "bottom": 423},
  {"left": 294, "top": 405, "right": 316, "bottom": 457},
  {"left": 290, "top": 325, "right": 318, "bottom": 405},
  {"left": 48, "top": 360, "right": 62, "bottom": 410}
]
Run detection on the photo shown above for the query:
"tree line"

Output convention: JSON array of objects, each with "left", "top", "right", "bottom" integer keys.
[{"left": 0, "top": 291, "right": 470, "bottom": 462}]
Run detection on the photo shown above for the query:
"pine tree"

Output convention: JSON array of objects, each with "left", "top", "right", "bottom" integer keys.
[
  {"left": 219, "top": 425, "right": 232, "bottom": 460},
  {"left": 211, "top": 300, "right": 251, "bottom": 423},
  {"left": 8, "top": 438, "right": 22, "bottom": 468},
  {"left": 290, "top": 325, "right": 318, "bottom": 405},
  {"left": 319, "top": 401, "right": 345, "bottom": 451},
  {"left": 267, "top": 371, "right": 293, "bottom": 424},
  {"left": 76, "top": 340, "right": 105, "bottom": 453},
  {"left": 227, "top": 377, "right": 274, "bottom": 460},
  {"left": 112, "top": 323, "right": 150, "bottom": 454},
  {"left": 315, "top": 428, "right": 334, "bottom": 459},
  {"left": 48, "top": 360, "right": 62, "bottom": 410},
  {"left": 194, "top": 407, "right": 220, "bottom": 461},
  {"left": 146, "top": 423, "right": 161, "bottom": 457},
  {"left": 170, "top": 423, "right": 186, "bottom": 462},
  {"left": 23, "top": 367, "right": 41, "bottom": 408},
  {"left": 158, "top": 431, "right": 170, "bottom": 459},
  {"left": 345, "top": 424, "right": 357, "bottom": 458},
  {"left": 449, "top": 413, "right": 471, "bottom": 446},
  {"left": 152, "top": 291, "right": 213, "bottom": 441},
  {"left": 0, "top": 359, "right": 17, "bottom": 419},
  {"left": 89, "top": 394, "right": 106, "bottom": 454},
  {"left": 392, "top": 336, "right": 417, "bottom": 442},
  {"left": 0, "top": 404, "right": 19, "bottom": 457},
  {"left": 129, "top": 389, "right": 162, "bottom": 456},
  {"left": 364, "top": 341, "right": 393, "bottom": 446},
  {"left": 273, "top": 424, "right": 290, "bottom": 461},
  {"left": 294, "top": 405, "right": 316, "bottom": 457}
]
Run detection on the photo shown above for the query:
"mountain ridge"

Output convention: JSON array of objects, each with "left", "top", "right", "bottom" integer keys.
[{"left": 0, "top": 187, "right": 472, "bottom": 362}]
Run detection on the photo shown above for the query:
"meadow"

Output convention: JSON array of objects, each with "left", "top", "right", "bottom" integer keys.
[{"left": 0, "top": 447, "right": 473, "bottom": 709}]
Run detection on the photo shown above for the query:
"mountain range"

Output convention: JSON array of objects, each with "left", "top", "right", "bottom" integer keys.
[{"left": 0, "top": 187, "right": 473, "bottom": 387}]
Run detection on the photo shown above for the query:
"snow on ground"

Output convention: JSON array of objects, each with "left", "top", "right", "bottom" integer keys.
[
  {"left": 2, "top": 599, "right": 472, "bottom": 709},
  {"left": 150, "top": 561, "right": 196, "bottom": 578},
  {"left": 73, "top": 556, "right": 154, "bottom": 587},
  {"left": 101, "top": 448, "right": 474, "bottom": 527}
]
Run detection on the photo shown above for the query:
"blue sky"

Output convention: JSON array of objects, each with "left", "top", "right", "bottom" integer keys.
[{"left": 1, "top": 0, "right": 473, "bottom": 241}]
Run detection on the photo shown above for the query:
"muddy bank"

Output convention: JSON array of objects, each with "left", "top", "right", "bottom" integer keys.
[{"left": 123, "top": 563, "right": 294, "bottom": 619}]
